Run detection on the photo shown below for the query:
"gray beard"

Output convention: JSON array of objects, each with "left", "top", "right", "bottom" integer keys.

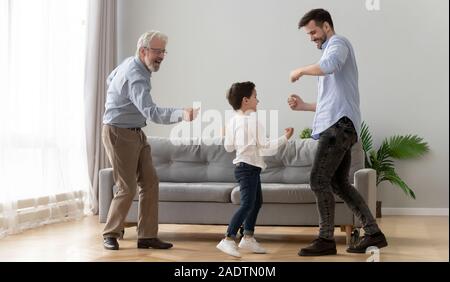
[{"left": 149, "top": 64, "right": 159, "bottom": 72}]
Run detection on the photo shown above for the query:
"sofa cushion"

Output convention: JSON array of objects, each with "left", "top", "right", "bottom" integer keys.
[
  {"left": 149, "top": 137, "right": 236, "bottom": 183},
  {"left": 230, "top": 184, "right": 344, "bottom": 204},
  {"left": 159, "top": 182, "right": 238, "bottom": 202},
  {"left": 114, "top": 182, "right": 238, "bottom": 203}
]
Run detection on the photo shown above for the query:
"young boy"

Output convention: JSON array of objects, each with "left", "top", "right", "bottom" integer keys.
[{"left": 217, "top": 81, "right": 294, "bottom": 258}]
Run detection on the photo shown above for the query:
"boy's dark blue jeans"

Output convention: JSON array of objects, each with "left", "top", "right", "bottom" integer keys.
[
  {"left": 311, "top": 116, "right": 381, "bottom": 239},
  {"left": 226, "top": 162, "right": 262, "bottom": 238}
]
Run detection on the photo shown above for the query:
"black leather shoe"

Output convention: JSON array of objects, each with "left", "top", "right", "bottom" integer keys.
[
  {"left": 137, "top": 238, "right": 173, "bottom": 249},
  {"left": 298, "top": 237, "right": 337, "bottom": 256},
  {"left": 103, "top": 237, "right": 119, "bottom": 250},
  {"left": 346, "top": 232, "right": 388, "bottom": 253}
]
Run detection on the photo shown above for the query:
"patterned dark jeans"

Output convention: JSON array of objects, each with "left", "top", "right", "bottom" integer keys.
[{"left": 310, "top": 117, "right": 381, "bottom": 239}]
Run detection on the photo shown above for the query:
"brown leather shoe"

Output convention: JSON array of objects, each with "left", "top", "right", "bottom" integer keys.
[
  {"left": 137, "top": 238, "right": 173, "bottom": 249},
  {"left": 298, "top": 237, "right": 337, "bottom": 256},
  {"left": 103, "top": 237, "right": 119, "bottom": 250},
  {"left": 346, "top": 232, "right": 388, "bottom": 253}
]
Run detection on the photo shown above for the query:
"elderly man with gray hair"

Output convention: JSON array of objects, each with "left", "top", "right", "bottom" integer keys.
[{"left": 102, "top": 30, "right": 199, "bottom": 250}]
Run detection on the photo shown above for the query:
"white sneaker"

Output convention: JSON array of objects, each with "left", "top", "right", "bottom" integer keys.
[
  {"left": 216, "top": 239, "right": 241, "bottom": 258},
  {"left": 238, "top": 237, "right": 267, "bottom": 254}
]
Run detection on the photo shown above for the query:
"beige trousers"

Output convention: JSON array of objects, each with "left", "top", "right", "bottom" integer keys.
[{"left": 102, "top": 125, "right": 159, "bottom": 239}]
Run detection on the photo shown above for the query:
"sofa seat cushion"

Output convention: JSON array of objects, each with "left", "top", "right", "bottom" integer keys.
[
  {"left": 230, "top": 183, "right": 344, "bottom": 204},
  {"left": 114, "top": 182, "right": 238, "bottom": 203}
]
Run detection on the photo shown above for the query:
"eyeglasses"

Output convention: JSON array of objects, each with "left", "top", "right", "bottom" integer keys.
[{"left": 145, "top": 47, "right": 168, "bottom": 55}]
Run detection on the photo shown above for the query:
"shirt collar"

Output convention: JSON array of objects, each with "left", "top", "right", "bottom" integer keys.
[
  {"left": 321, "top": 34, "right": 335, "bottom": 50},
  {"left": 237, "top": 110, "right": 256, "bottom": 116},
  {"left": 134, "top": 56, "right": 152, "bottom": 77}
]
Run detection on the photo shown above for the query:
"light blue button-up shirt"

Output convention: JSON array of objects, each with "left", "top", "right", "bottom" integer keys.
[
  {"left": 103, "top": 56, "right": 184, "bottom": 128},
  {"left": 312, "top": 34, "right": 361, "bottom": 140}
]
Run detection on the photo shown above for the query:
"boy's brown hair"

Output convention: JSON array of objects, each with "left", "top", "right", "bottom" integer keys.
[{"left": 226, "top": 81, "right": 255, "bottom": 111}]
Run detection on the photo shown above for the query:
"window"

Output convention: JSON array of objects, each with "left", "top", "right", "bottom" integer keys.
[{"left": 0, "top": 0, "right": 89, "bottom": 237}]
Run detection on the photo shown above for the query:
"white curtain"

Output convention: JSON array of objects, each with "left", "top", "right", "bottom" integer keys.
[
  {"left": 84, "top": 0, "right": 116, "bottom": 215},
  {"left": 0, "top": 0, "right": 89, "bottom": 238}
]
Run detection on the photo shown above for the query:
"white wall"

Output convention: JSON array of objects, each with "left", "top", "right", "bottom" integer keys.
[{"left": 117, "top": 0, "right": 449, "bottom": 210}]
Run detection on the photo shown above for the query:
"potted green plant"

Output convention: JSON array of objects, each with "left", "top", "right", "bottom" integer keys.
[
  {"left": 299, "top": 128, "right": 312, "bottom": 139},
  {"left": 360, "top": 121, "right": 429, "bottom": 217}
]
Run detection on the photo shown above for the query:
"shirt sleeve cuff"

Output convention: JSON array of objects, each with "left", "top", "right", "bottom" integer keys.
[
  {"left": 318, "top": 58, "right": 332, "bottom": 74},
  {"left": 279, "top": 135, "right": 288, "bottom": 146},
  {"left": 171, "top": 108, "right": 184, "bottom": 123}
]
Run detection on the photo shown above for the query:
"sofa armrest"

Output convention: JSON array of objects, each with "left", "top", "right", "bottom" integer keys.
[
  {"left": 354, "top": 168, "right": 377, "bottom": 225},
  {"left": 99, "top": 168, "right": 114, "bottom": 223}
]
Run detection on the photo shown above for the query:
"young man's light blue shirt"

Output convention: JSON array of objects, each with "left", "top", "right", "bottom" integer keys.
[
  {"left": 312, "top": 34, "right": 361, "bottom": 139},
  {"left": 103, "top": 56, "right": 184, "bottom": 128}
]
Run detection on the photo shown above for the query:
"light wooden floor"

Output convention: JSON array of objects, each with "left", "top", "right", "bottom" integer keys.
[{"left": 0, "top": 215, "right": 448, "bottom": 262}]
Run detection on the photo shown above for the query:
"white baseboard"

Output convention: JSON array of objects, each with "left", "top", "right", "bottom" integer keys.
[{"left": 382, "top": 208, "right": 449, "bottom": 216}]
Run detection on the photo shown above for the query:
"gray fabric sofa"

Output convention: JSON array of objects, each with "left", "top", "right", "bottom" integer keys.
[{"left": 99, "top": 137, "right": 376, "bottom": 243}]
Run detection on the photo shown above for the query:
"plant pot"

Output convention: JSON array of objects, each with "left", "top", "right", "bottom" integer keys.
[{"left": 376, "top": 201, "right": 382, "bottom": 218}]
